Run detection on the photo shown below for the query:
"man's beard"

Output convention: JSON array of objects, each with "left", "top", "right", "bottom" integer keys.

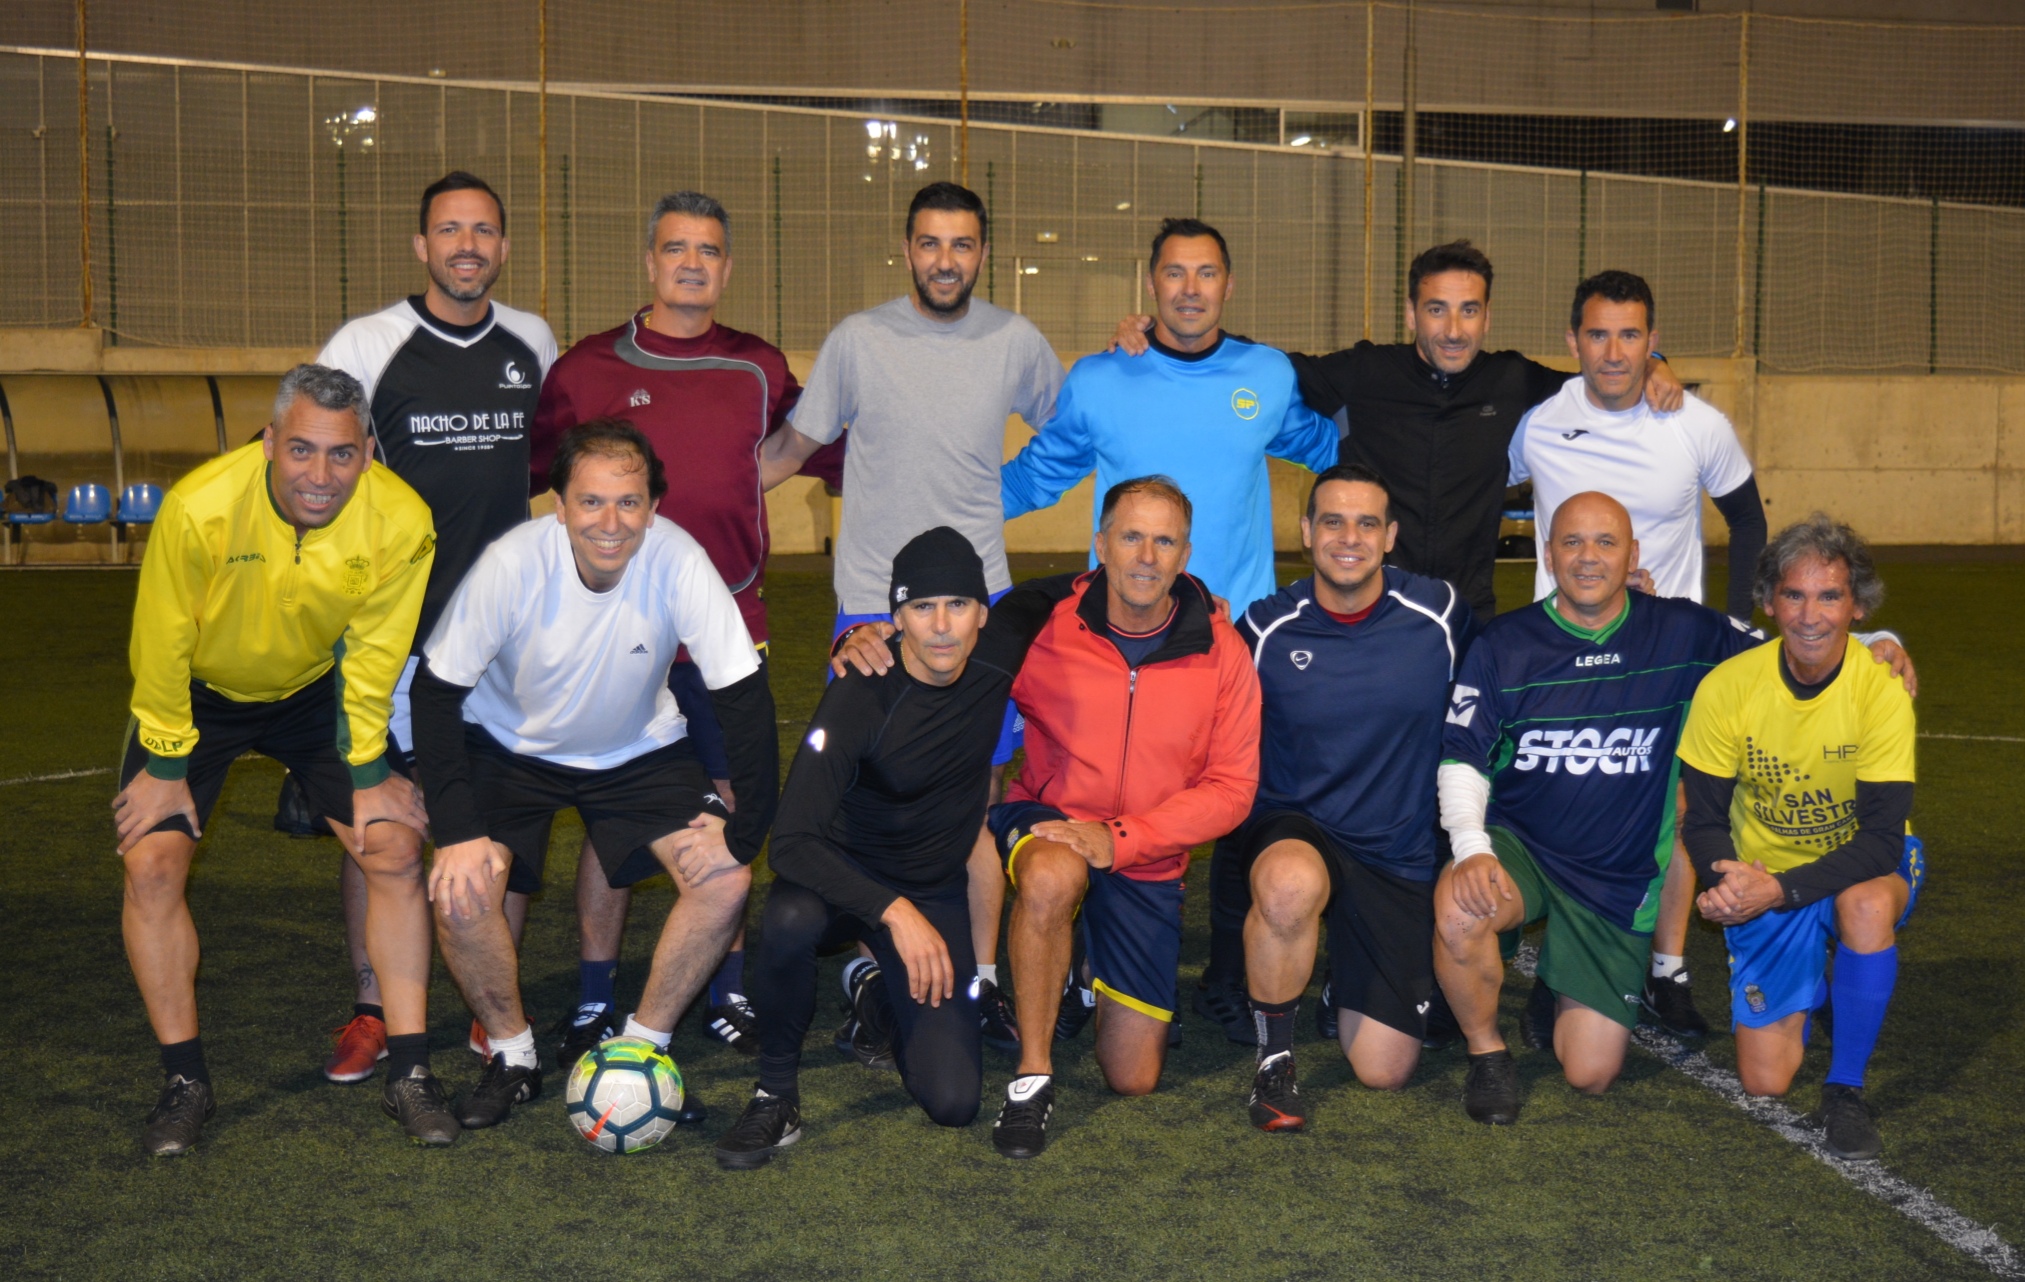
[
  {"left": 913, "top": 265, "right": 978, "bottom": 316},
  {"left": 429, "top": 255, "right": 500, "bottom": 304}
]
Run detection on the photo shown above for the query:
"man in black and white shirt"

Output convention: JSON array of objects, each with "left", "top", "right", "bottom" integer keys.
[
  {"left": 412, "top": 419, "right": 777, "bottom": 1130},
  {"left": 309, "top": 171, "right": 558, "bottom": 1085}
]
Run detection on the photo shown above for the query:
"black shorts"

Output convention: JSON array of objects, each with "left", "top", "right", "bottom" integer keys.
[
  {"left": 468, "top": 730, "right": 729, "bottom": 891},
  {"left": 1237, "top": 811, "right": 1436, "bottom": 1039},
  {"left": 119, "top": 672, "right": 356, "bottom": 839}
]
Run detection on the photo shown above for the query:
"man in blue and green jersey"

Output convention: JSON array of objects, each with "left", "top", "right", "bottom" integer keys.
[{"left": 1433, "top": 492, "right": 1765, "bottom": 1124}]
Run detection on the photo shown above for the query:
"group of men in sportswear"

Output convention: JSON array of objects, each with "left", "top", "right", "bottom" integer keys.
[{"left": 115, "top": 171, "right": 1923, "bottom": 1172}]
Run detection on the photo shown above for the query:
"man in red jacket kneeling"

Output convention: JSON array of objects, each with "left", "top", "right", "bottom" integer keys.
[{"left": 985, "top": 475, "right": 1262, "bottom": 1159}]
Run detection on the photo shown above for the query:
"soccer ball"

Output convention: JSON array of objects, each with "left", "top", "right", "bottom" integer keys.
[{"left": 564, "top": 1037, "right": 685, "bottom": 1154}]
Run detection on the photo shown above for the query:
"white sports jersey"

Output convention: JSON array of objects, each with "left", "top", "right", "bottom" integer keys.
[
  {"left": 1510, "top": 377, "right": 1754, "bottom": 604},
  {"left": 422, "top": 516, "right": 759, "bottom": 769}
]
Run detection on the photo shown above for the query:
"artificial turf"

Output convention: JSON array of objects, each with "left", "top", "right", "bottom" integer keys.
[{"left": 0, "top": 557, "right": 2018, "bottom": 1281}]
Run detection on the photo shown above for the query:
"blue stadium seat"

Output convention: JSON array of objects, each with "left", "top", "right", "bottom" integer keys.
[
  {"left": 4, "top": 509, "right": 55, "bottom": 525},
  {"left": 64, "top": 483, "right": 113, "bottom": 525},
  {"left": 1501, "top": 508, "right": 1536, "bottom": 522},
  {"left": 119, "top": 482, "right": 164, "bottom": 524}
]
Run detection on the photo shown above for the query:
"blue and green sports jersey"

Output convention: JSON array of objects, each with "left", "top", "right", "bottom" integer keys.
[{"left": 1441, "top": 594, "right": 1764, "bottom": 931}]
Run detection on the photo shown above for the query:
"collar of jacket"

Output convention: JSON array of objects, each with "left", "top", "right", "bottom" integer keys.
[{"left": 1070, "top": 567, "right": 1218, "bottom": 665}]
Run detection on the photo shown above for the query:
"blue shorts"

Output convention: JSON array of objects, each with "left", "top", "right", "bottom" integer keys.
[
  {"left": 833, "top": 588, "right": 1024, "bottom": 766},
  {"left": 988, "top": 800, "right": 1185, "bottom": 1022},
  {"left": 1724, "top": 835, "right": 1925, "bottom": 1029}
]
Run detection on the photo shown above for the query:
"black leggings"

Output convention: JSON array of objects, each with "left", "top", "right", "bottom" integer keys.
[{"left": 750, "top": 880, "right": 982, "bottom": 1128}]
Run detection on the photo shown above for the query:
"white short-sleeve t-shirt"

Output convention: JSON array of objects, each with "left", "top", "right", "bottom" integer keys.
[
  {"left": 423, "top": 516, "right": 759, "bottom": 769},
  {"left": 1510, "top": 377, "right": 1754, "bottom": 604}
]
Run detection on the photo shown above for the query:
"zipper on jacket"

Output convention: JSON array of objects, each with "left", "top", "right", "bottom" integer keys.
[{"left": 1114, "top": 667, "right": 1138, "bottom": 816}]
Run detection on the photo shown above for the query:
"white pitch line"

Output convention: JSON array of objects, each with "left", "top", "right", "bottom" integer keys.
[
  {"left": 1920, "top": 733, "right": 2025, "bottom": 743},
  {"left": 1509, "top": 943, "right": 2022, "bottom": 1278},
  {"left": 0, "top": 766, "right": 113, "bottom": 787}
]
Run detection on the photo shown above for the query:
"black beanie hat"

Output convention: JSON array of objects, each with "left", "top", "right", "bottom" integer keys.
[{"left": 889, "top": 526, "right": 989, "bottom": 612}]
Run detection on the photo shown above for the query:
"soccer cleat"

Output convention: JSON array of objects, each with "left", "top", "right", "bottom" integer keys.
[
  {"left": 1463, "top": 1049, "right": 1521, "bottom": 1125},
  {"left": 704, "top": 997, "right": 760, "bottom": 1055},
  {"left": 322, "top": 1012, "right": 388, "bottom": 1083},
  {"left": 1519, "top": 978, "right": 1558, "bottom": 1052},
  {"left": 1248, "top": 1051, "right": 1307, "bottom": 1133},
  {"left": 713, "top": 1090, "right": 804, "bottom": 1170},
  {"left": 835, "top": 964, "right": 897, "bottom": 1071},
  {"left": 468, "top": 1019, "right": 491, "bottom": 1060},
  {"left": 1056, "top": 980, "right": 1097, "bottom": 1042},
  {"left": 1315, "top": 979, "right": 1339, "bottom": 1041},
  {"left": 456, "top": 1054, "right": 541, "bottom": 1129},
  {"left": 993, "top": 1076, "right": 1055, "bottom": 1159},
  {"left": 1816, "top": 1084, "right": 1882, "bottom": 1161},
  {"left": 1640, "top": 969, "right": 1711, "bottom": 1037},
  {"left": 381, "top": 1066, "right": 459, "bottom": 1145},
  {"left": 551, "top": 1003, "right": 617, "bottom": 1074},
  {"left": 1192, "top": 974, "right": 1256, "bottom": 1045},
  {"left": 978, "top": 978, "right": 1022, "bottom": 1053},
  {"left": 141, "top": 1075, "right": 215, "bottom": 1157}
]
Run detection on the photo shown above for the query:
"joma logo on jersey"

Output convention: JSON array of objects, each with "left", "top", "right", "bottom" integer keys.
[
  {"left": 1575, "top": 653, "right": 1621, "bottom": 667},
  {"left": 1230, "top": 388, "right": 1260, "bottom": 420},
  {"left": 1512, "top": 726, "right": 1661, "bottom": 774},
  {"left": 1446, "top": 685, "right": 1481, "bottom": 728}
]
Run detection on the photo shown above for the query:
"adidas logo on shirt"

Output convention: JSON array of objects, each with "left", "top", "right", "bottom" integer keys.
[{"left": 629, "top": 643, "right": 649, "bottom": 655}]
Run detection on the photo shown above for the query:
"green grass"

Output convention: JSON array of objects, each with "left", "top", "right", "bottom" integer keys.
[{"left": 0, "top": 560, "right": 2019, "bottom": 1281}]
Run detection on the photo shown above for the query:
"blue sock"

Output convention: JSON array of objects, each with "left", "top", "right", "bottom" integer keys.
[
  {"left": 1802, "top": 976, "right": 1828, "bottom": 1045},
  {"left": 579, "top": 958, "right": 618, "bottom": 1012},
  {"left": 709, "top": 949, "right": 746, "bottom": 1007},
  {"left": 1826, "top": 944, "right": 1897, "bottom": 1088}
]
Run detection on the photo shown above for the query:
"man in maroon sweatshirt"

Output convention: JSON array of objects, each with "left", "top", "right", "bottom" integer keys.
[{"left": 530, "top": 190, "right": 843, "bottom": 1069}]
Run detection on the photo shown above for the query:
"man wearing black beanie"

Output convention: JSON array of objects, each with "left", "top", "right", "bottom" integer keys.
[{"left": 717, "top": 528, "right": 1066, "bottom": 1168}]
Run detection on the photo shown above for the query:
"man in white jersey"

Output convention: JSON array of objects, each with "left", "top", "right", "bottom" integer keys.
[
  {"left": 410, "top": 419, "right": 778, "bottom": 1130},
  {"left": 761, "top": 181, "right": 1064, "bottom": 1049},
  {"left": 1509, "top": 269, "right": 1913, "bottom": 1041}
]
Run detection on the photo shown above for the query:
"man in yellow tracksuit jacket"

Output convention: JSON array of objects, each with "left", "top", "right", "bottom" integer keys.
[{"left": 114, "top": 363, "right": 456, "bottom": 1154}]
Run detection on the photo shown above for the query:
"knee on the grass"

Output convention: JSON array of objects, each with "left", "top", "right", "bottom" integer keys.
[
  {"left": 1101, "top": 1057, "right": 1162, "bottom": 1097},
  {"left": 910, "top": 1077, "right": 982, "bottom": 1128}
]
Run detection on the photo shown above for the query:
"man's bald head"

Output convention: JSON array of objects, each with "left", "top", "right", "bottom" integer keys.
[{"left": 1546, "top": 490, "right": 1639, "bottom": 620}]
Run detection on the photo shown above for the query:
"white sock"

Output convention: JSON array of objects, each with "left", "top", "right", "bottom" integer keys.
[
  {"left": 842, "top": 955, "right": 878, "bottom": 998},
  {"left": 622, "top": 1014, "right": 672, "bottom": 1050},
  {"left": 977, "top": 962, "right": 999, "bottom": 987},
  {"left": 1652, "top": 953, "right": 1686, "bottom": 980},
  {"left": 492, "top": 1024, "right": 538, "bottom": 1070},
  {"left": 1008, "top": 1073, "right": 1051, "bottom": 1100}
]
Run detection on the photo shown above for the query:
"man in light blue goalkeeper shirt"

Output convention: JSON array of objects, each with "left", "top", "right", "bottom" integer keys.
[{"left": 1001, "top": 218, "right": 1341, "bottom": 611}]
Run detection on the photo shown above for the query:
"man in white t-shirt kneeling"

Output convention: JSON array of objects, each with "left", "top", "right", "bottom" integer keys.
[
  {"left": 1507, "top": 269, "right": 1766, "bottom": 1043},
  {"left": 411, "top": 418, "right": 779, "bottom": 1132}
]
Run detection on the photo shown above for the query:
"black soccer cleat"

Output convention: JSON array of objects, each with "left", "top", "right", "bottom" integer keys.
[
  {"left": 1055, "top": 979, "right": 1097, "bottom": 1042},
  {"left": 142, "top": 1075, "right": 215, "bottom": 1157},
  {"left": 381, "top": 1066, "right": 460, "bottom": 1145},
  {"left": 714, "top": 1090, "right": 804, "bottom": 1170},
  {"left": 835, "top": 964, "right": 897, "bottom": 1071},
  {"left": 457, "top": 1055, "right": 541, "bottom": 1129},
  {"left": 1315, "top": 979, "right": 1339, "bottom": 1041},
  {"left": 1640, "top": 969, "right": 1711, "bottom": 1037},
  {"left": 1816, "top": 1084, "right": 1882, "bottom": 1161},
  {"left": 1248, "top": 1051, "right": 1307, "bottom": 1133},
  {"left": 551, "top": 1003, "right": 617, "bottom": 1074},
  {"left": 1193, "top": 974, "right": 1256, "bottom": 1045},
  {"left": 1519, "top": 977, "right": 1558, "bottom": 1052},
  {"left": 1464, "top": 1049, "right": 1521, "bottom": 1126},
  {"left": 993, "top": 1076, "right": 1055, "bottom": 1159},
  {"left": 704, "top": 997, "right": 761, "bottom": 1056},
  {"left": 978, "top": 978, "right": 1022, "bottom": 1054}
]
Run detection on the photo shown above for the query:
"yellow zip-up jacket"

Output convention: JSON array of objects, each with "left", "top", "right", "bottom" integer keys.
[{"left": 129, "top": 440, "right": 436, "bottom": 787}]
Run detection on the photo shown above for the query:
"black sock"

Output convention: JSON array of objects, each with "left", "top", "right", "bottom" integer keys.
[
  {"left": 384, "top": 1032, "right": 431, "bottom": 1079},
  {"left": 352, "top": 1002, "right": 384, "bottom": 1021},
  {"left": 160, "top": 1036, "right": 209, "bottom": 1086},
  {"left": 756, "top": 1055, "right": 800, "bottom": 1103},
  {"left": 1253, "top": 997, "right": 1299, "bottom": 1059}
]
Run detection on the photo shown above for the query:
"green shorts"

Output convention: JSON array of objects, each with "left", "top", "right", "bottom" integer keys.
[{"left": 1489, "top": 827, "right": 1649, "bottom": 1031}]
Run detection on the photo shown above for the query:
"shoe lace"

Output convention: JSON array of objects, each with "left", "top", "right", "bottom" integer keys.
[
  {"left": 331, "top": 1013, "right": 381, "bottom": 1044},
  {"left": 728, "top": 1094, "right": 789, "bottom": 1141},
  {"left": 998, "top": 1088, "right": 1050, "bottom": 1129}
]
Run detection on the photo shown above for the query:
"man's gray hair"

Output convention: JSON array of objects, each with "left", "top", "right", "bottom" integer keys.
[
  {"left": 645, "top": 191, "right": 731, "bottom": 251},
  {"left": 1754, "top": 512, "right": 1885, "bottom": 617},
  {"left": 273, "top": 363, "right": 370, "bottom": 436}
]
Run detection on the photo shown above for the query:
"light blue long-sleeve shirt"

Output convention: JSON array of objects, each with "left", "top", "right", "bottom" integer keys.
[{"left": 1000, "top": 335, "right": 1339, "bottom": 609}]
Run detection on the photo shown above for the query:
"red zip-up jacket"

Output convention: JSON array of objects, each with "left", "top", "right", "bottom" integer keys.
[{"left": 1008, "top": 568, "right": 1261, "bottom": 882}]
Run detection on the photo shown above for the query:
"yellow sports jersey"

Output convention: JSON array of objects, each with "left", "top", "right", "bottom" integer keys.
[
  {"left": 1677, "top": 635, "right": 1915, "bottom": 874},
  {"left": 129, "top": 440, "right": 435, "bottom": 784}
]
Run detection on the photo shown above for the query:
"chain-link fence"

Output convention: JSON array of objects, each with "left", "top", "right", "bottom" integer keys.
[{"left": 3, "top": 6, "right": 2022, "bottom": 371}]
